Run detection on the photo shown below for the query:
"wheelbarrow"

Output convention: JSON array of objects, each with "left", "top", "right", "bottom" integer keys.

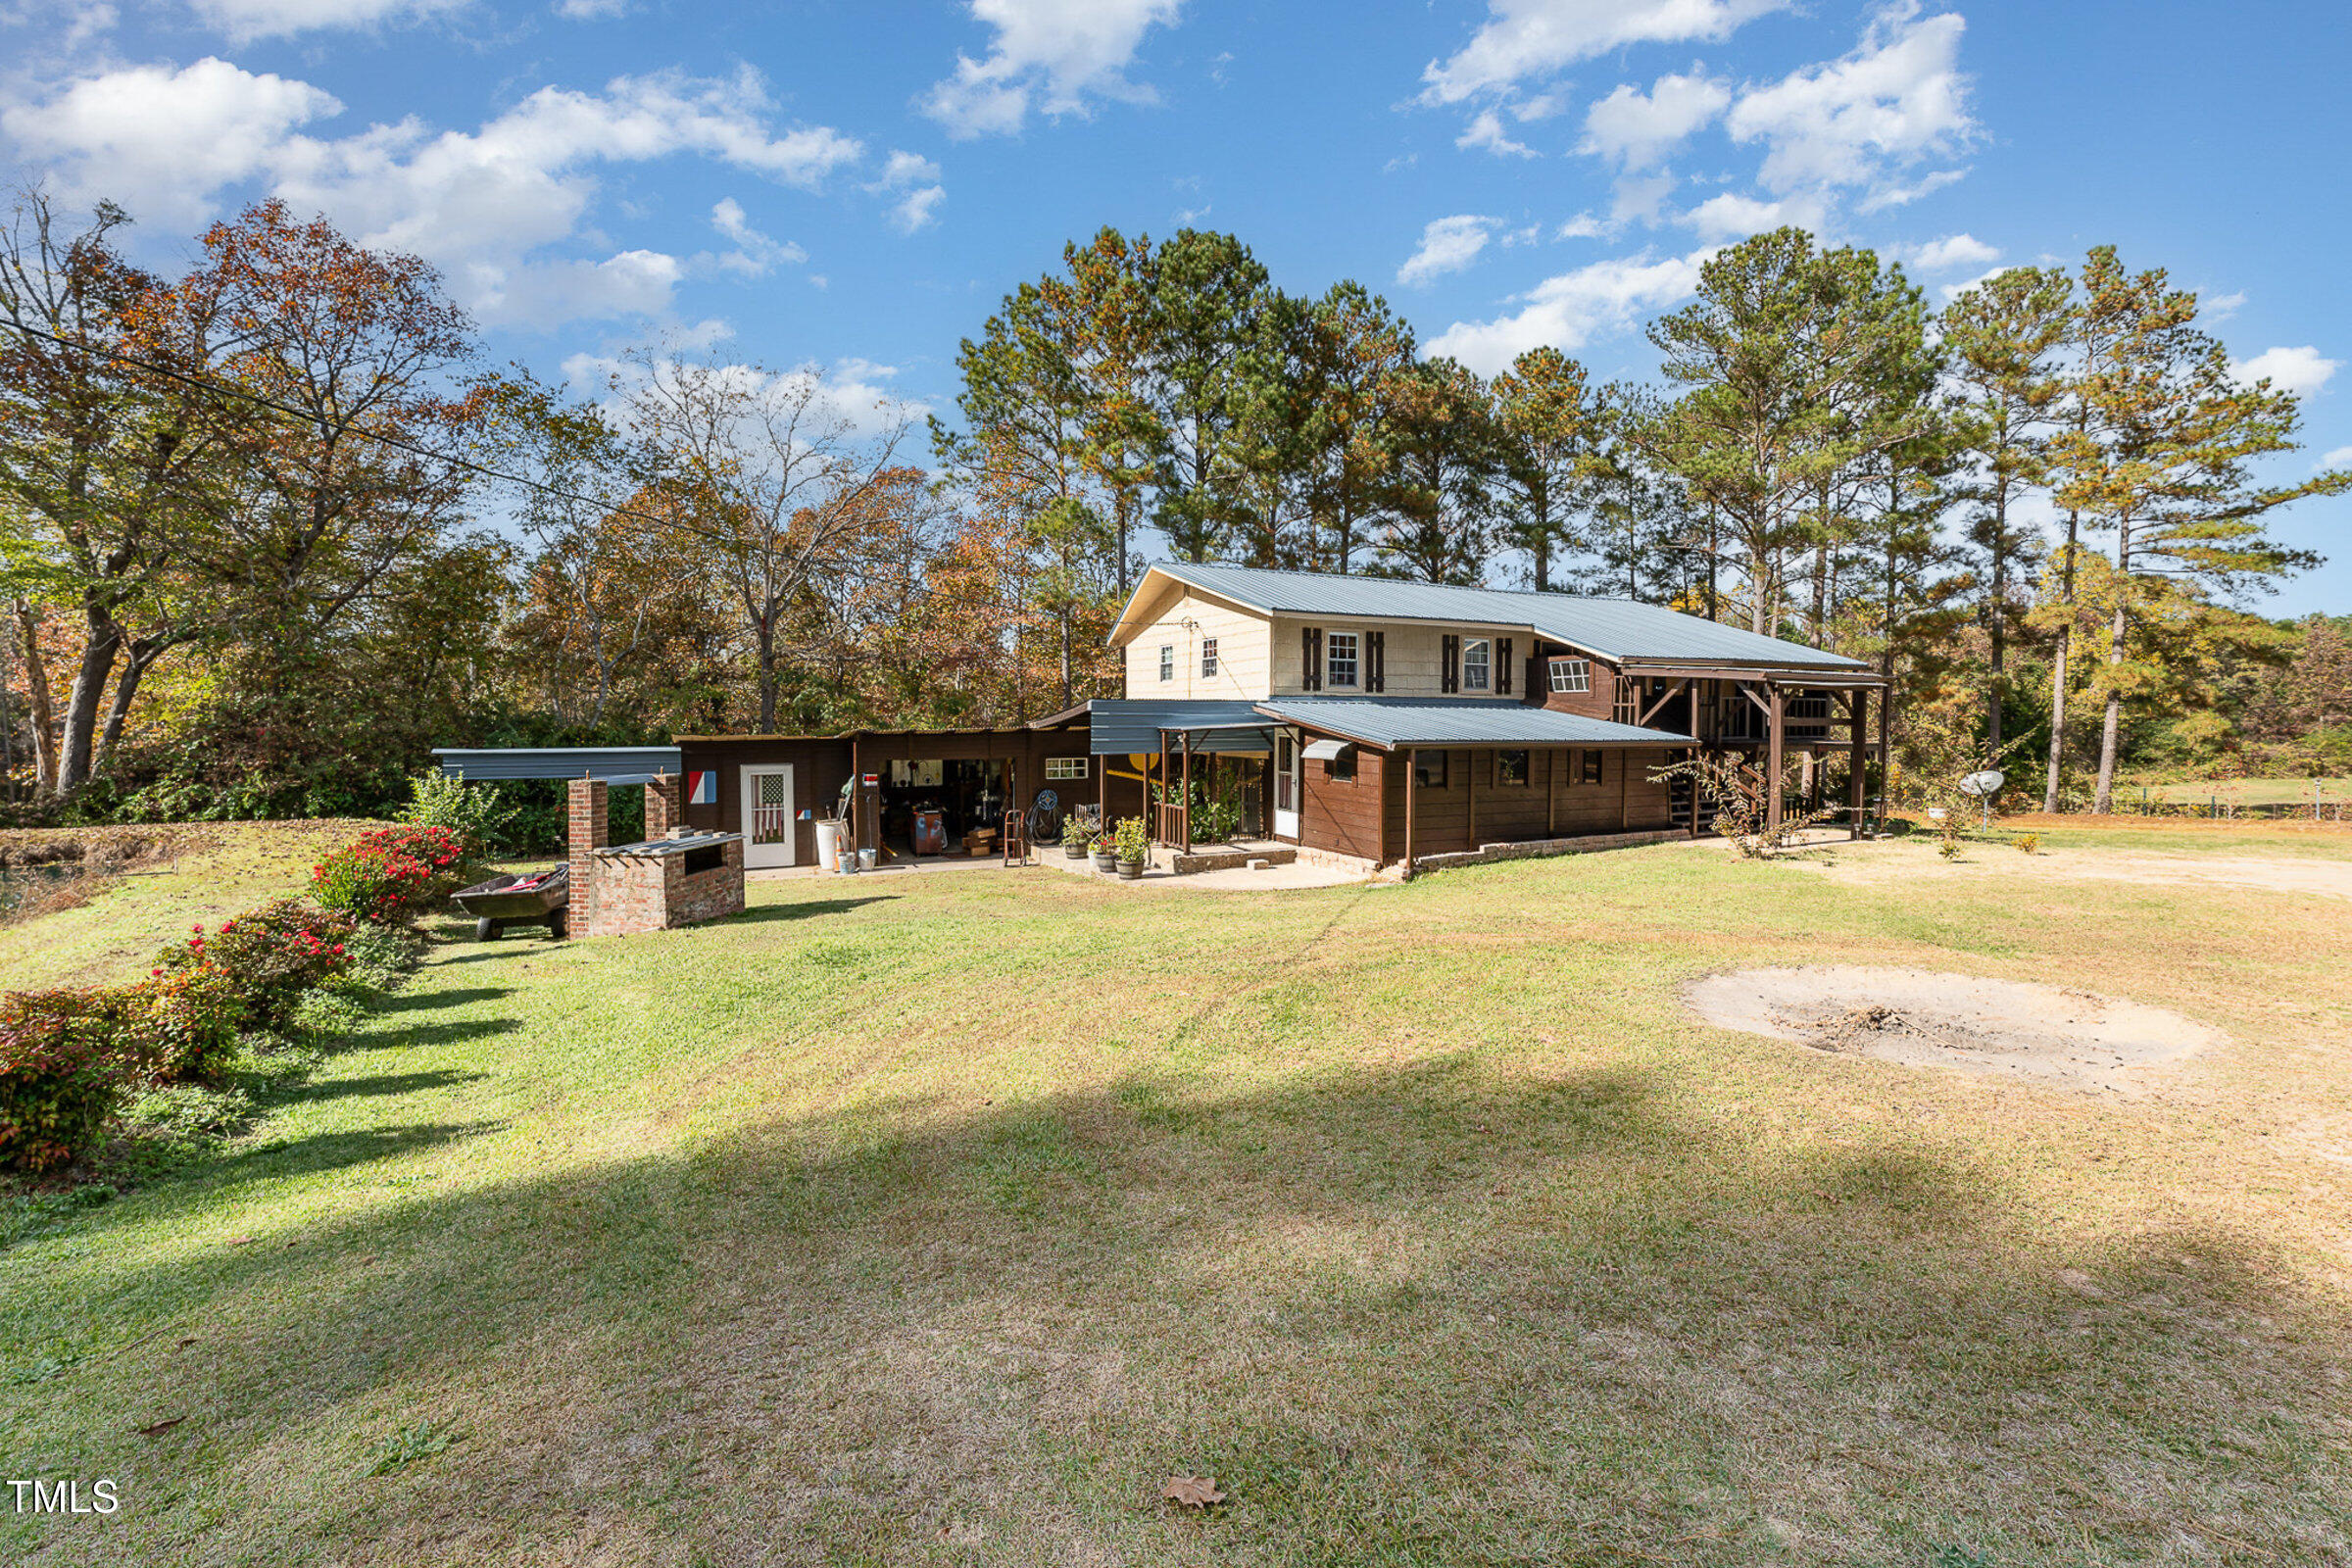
[{"left": 451, "top": 863, "right": 569, "bottom": 940}]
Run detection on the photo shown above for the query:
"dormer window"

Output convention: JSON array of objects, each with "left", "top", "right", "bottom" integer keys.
[
  {"left": 1461, "top": 638, "right": 1491, "bottom": 692},
  {"left": 1549, "top": 657, "right": 1592, "bottom": 694}
]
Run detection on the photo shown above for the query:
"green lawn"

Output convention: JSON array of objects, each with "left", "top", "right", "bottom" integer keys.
[{"left": 4, "top": 828, "right": 2351, "bottom": 1565}]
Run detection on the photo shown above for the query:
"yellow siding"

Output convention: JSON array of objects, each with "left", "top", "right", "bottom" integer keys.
[
  {"left": 1121, "top": 594, "right": 1274, "bottom": 699},
  {"left": 1268, "top": 616, "right": 1528, "bottom": 699}
]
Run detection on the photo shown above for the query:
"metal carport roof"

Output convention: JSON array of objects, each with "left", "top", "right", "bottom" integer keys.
[
  {"left": 1079, "top": 699, "right": 1275, "bottom": 756},
  {"left": 433, "top": 746, "right": 683, "bottom": 781}
]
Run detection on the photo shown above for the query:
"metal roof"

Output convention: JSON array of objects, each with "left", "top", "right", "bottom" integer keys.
[
  {"left": 1254, "top": 698, "right": 1694, "bottom": 751},
  {"left": 1080, "top": 699, "right": 1275, "bottom": 756},
  {"left": 433, "top": 746, "right": 682, "bottom": 781},
  {"left": 1135, "top": 561, "right": 1869, "bottom": 670}
]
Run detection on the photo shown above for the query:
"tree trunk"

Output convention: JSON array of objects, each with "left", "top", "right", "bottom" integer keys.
[
  {"left": 93, "top": 638, "right": 168, "bottom": 779},
  {"left": 14, "top": 601, "right": 57, "bottom": 795},
  {"left": 2092, "top": 598, "right": 2127, "bottom": 812},
  {"left": 2041, "top": 513, "right": 2081, "bottom": 813},
  {"left": 1986, "top": 484, "right": 2007, "bottom": 750},
  {"left": 54, "top": 601, "right": 124, "bottom": 794}
]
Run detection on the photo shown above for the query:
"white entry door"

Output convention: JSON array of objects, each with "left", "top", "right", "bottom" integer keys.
[
  {"left": 1273, "top": 732, "right": 1301, "bottom": 840},
  {"left": 741, "top": 766, "right": 796, "bottom": 867}
]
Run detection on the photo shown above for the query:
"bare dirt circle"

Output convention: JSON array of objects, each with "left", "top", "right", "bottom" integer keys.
[{"left": 1683, "top": 965, "right": 2225, "bottom": 1094}]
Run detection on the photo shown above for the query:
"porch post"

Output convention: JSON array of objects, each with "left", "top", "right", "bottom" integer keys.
[
  {"left": 1766, "top": 682, "right": 1787, "bottom": 832},
  {"left": 1546, "top": 747, "right": 1558, "bottom": 838},
  {"left": 1181, "top": 731, "right": 1194, "bottom": 853},
  {"left": 1467, "top": 749, "right": 1480, "bottom": 849},
  {"left": 1404, "top": 747, "right": 1417, "bottom": 877},
  {"left": 1849, "top": 688, "right": 1868, "bottom": 840},
  {"left": 1155, "top": 729, "right": 1168, "bottom": 845}
]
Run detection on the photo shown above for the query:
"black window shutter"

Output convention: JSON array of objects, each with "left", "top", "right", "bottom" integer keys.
[
  {"left": 1302, "top": 626, "right": 1321, "bottom": 692},
  {"left": 1497, "top": 637, "right": 1513, "bottom": 696},
  {"left": 1442, "top": 635, "right": 1459, "bottom": 695},
  {"left": 1367, "top": 631, "right": 1385, "bottom": 693}
]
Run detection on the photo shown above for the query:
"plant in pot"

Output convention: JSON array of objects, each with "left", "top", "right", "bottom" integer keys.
[
  {"left": 1061, "top": 816, "right": 1092, "bottom": 859},
  {"left": 1089, "top": 830, "right": 1117, "bottom": 873},
  {"left": 1112, "top": 816, "right": 1150, "bottom": 880}
]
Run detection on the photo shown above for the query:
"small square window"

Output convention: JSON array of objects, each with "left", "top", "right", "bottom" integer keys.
[
  {"left": 1549, "top": 658, "right": 1592, "bottom": 694},
  {"left": 1044, "top": 757, "right": 1089, "bottom": 781},
  {"left": 1158, "top": 644, "right": 1174, "bottom": 682},
  {"left": 1496, "top": 750, "right": 1529, "bottom": 787},
  {"left": 1462, "top": 637, "right": 1491, "bottom": 692},
  {"left": 1414, "top": 751, "right": 1448, "bottom": 789},
  {"left": 1326, "top": 747, "right": 1355, "bottom": 782},
  {"left": 1326, "top": 630, "right": 1359, "bottom": 688},
  {"left": 1200, "top": 637, "right": 1219, "bottom": 677},
  {"left": 1580, "top": 749, "right": 1603, "bottom": 786}
]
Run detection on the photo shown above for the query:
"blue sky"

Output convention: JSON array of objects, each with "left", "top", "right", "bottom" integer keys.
[{"left": 3, "top": 0, "right": 2345, "bottom": 612}]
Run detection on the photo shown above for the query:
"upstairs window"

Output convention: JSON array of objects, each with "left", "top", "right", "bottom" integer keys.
[
  {"left": 1158, "top": 644, "right": 1174, "bottom": 682},
  {"left": 1549, "top": 658, "right": 1592, "bottom": 694},
  {"left": 1461, "top": 637, "right": 1492, "bottom": 692},
  {"left": 1200, "top": 637, "right": 1219, "bottom": 677},
  {"left": 1326, "top": 631, "right": 1360, "bottom": 688}
]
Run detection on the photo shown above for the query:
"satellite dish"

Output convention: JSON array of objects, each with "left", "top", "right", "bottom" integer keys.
[{"left": 1959, "top": 769, "right": 2005, "bottom": 797}]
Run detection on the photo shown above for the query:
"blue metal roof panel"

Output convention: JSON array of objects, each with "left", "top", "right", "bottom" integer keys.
[
  {"left": 1148, "top": 561, "right": 1866, "bottom": 669},
  {"left": 1080, "top": 700, "right": 1274, "bottom": 755},
  {"left": 433, "top": 746, "right": 682, "bottom": 781},
  {"left": 1254, "top": 698, "right": 1693, "bottom": 750}
]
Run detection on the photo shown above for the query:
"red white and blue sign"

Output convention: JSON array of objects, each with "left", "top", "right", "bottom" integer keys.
[{"left": 687, "top": 770, "right": 716, "bottom": 806}]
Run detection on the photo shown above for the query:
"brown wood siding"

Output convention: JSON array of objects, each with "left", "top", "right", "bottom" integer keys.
[
  {"left": 1530, "top": 643, "right": 1622, "bottom": 720},
  {"left": 1389, "top": 745, "right": 1681, "bottom": 860},
  {"left": 1299, "top": 747, "right": 1390, "bottom": 861},
  {"left": 680, "top": 737, "right": 854, "bottom": 866}
]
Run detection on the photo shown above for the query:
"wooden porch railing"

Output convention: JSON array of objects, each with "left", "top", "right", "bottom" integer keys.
[{"left": 1155, "top": 801, "right": 1190, "bottom": 850}]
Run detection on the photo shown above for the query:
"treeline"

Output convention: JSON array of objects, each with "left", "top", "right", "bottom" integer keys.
[{"left": 0, "top": 191, "right": 2343, "bottom": 824}]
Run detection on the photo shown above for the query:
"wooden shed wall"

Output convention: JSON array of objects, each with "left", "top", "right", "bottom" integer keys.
[
  {"left": 679, "top": 736, "right": 855, "bottom": 866},
  {"left": 1298, "top": 748, "right": 1391, "bottom": 861}
]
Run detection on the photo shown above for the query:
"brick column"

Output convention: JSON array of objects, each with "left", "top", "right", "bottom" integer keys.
[
  {"left": 567, "top": 777, "right": 608, "bottom": 935},
  {"left": 645, "top": 772, "right": 682, "bottom": 838}
]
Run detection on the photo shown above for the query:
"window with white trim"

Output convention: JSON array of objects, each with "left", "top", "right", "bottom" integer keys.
[
  {"left": 1045, "top": 757, "right": 1089, "bottom": 780},
  {"left": 1461, "top": 637, "right": 1491, "bottom": 692},
  {"left": 1325, "top": 631, "right": 1359, "bottom": 688},
  {"left": 1549, "top": 657, "right": 1592, "bottom": 694},
  {"left": 1200, "top": 637, "right": 1219, "bottom": 677},
  {"left": 1158, "top": 644, "right": 1174, "bottom": 682}
]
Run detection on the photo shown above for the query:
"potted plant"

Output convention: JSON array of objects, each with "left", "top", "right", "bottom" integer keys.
[
  {"left": 1061, "top": 816, "right": 1092, "bottom": 859},
  {"left": 1112, "top": 816, "right": 1150, "bottom": 880},
  {"left": 1090, "top": 831, "right": 1117, "bottom": 873}
]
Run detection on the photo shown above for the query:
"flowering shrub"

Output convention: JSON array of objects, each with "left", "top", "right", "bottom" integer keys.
[
  {"left": 0, "top": 989, "right": 139, "bottom": 1172},
  {"left": 129, "top": 965, "right": 246, "bottom": 1084},
  {"left": 311, "top": 826, "right": 473, "bottom": 923},
  {"left": 156, "top": 900, "right": 353, "bottom": 1030}
]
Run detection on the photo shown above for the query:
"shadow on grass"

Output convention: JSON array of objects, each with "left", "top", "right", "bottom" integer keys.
[
  {"left": 729, "top": 895, "right": 900, "bottom": 924},
  {"left": 18, "top": 1052, "right": 2345, "bottom": 1567},
  {"left": 375, "top": 986, "right": 511, "bottom": 1014},
  {"left": 192, "top": 1120, "right": 503, "bottom": 1190},
  {"left": 293, "top": 1070, "right": 489, "bottom": 1102}
]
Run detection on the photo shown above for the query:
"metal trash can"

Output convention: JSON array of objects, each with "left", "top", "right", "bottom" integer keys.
[{"left": 815, "top": 818, "right": 843, "bottom": 872}]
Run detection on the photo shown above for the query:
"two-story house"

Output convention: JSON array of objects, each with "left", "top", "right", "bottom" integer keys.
[{"left": 1045, "top": 561, "right": 1886, "bottom": 872}]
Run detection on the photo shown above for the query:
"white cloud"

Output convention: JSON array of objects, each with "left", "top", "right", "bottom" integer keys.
[
  {"left": 2202, "top": 289, "right": 2246, "bottom": 321},
  {"left": 868, "top": 149, "right": 946, "bottom": 232},
  {"left": 709, "top": 197, "right": 808, "bottom": 276},
  {"left": 1856, "top": 166, "right": 1966, "bottom": 211},
  {"left": 565, "top": 350, "right": 928, "bottom": 440},
  {"left": 1398, "top": 215, "right": 1498, "bottom": 286},
  {"left": 1896, "top": 231, "right": 1996, "bottom": 271},
  {"left": 0, "top": 57, "right": 341, "bottom": 226},
  {"left": 189, "top": 0, "right": 465, "bottom": 40},
  {"left": 1727, "top": 4, "right": 1975, "bottom": 200},
  {"left": 1556, "top": 212, "right": 1610, "bottom": 239},
  {"left": 1936, "top": 266, "right": 2003, "bottom": 303},
  {"left": 2232, "top": 345, "right": 2339, "bottom": 397},
  {"left": 1427, "top": 247, "right": 1712, "bottom": 372},
  {"left": 923, "top": 0, "right": 1182, "bottom": 139},
  {"left": 8, "top": 61, "right": 863, "bottom": 328},
  {"left": 1580, "top": 71, "right": 1729, "bottom": 170},
  {"left": 555, "top": 0, "right": 630, "bottom": 16},
  {"left": 1420, "top": 0, "right": 1787, "bottom": 106},
  {"left": 1457, "top": 109, "right": 1536, "bottom": 158},
  {"left": 2320, "top": 446, "right": 2352, "bottom": 468},
  {"left": 1680, "top": 189, "right": 1825, "bottom": 243}
]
